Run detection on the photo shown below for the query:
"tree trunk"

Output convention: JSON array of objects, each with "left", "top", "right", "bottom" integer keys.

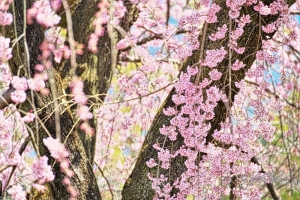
[
  {"left": 122, "top": 0, "right": 296, "bottom": 199},
  {"left": 7, "top": 0, "right": 138, "bottom": 199}
]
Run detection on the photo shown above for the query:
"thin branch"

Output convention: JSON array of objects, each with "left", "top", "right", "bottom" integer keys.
[
  {"left": 251, "top": 157, "right": 280, "bottom": 200},
  {"left": 108, "top": 0, "right": 119, "bottom": 75},
  {"left": 2, "top": 136, "right": 30, "bottom": 192},
  {"left": 46, "top": 66, "right": 61, "bottom": 141},
  {"left": 94, "top": 161, "right": 114, "bottom": 200},
  {"left": 100, "top": 82, "right": 175, "bottom": 105},
  {"left": 244, "top": 80, "right": 300, "bottom": 110},
  {"left": 195, "top": 21, "right": 208, "bottom": 84},
  {"left": 166, "top": 0, "right": 170, "bottom": 26},
  {"left": 61, "top": 0, "right": 77, "bottom": 77},
  {"left": 118, "top": 29, "right": 188, "bottom": 52}
]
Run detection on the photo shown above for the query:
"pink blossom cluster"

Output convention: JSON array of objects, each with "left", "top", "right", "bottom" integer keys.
[
  {"left": 112, "top": 1, "right": 127, "bottom": 25},
  {"left": 147, "top": 67, "right": 243, "bottom": 199},
  {"left": 137, "top": 47, "right": 159, "bottom": 73},
  {"left": 206, "top": 3, "right": 221, "bottom": 23},
  {"left": 0, "top": 0, "right": 12, "bottom": 26},
  {"left": 262, "top": 23, "right": 276, "bottom": 33},
  {"left": 231, "top": 59, "right": 245, "bottom": 71},
  {"left": 10, "top": 70, "right": 48, "bottom": 104},
  {"left": 172, "top": 9, "right": 206, "bottom": 59},
  {"left": 127, "top": 0, "right": 205, "bottom": 61},
  {"left": 69, "top": 78, "right": 87, "bottom": 104},
  {"left": 0, "top": 10, "right": 12, "bottom": 26},
  {"left": 94, "top": 58, "right": 176, "bottom": 197},
  {"left": 45, "top": 26, "right": 71, "bottom": 63},
  {"left": 43, "top": 137, "right": 77, "bottom": 199},
  {"left": 209, "top": 24, "right": 228, "bottom": 41},
  {"left": 6, "top": 150, "right": 22, "bottom": 166},
  {"left": 256, "top": 50, "right": 277, "bottom": 63},
  {"left": 88, "top": 0, "right": 109, "bottom": 53},
  {"left": 10, "top": 76, "right": 28, "bottom": 104},
  {"left": 0, "top": 106, "right": 31, "bottom": 199},
  {"left": 254, "top": 1, "right": 287, "bottom": 16},
  {"left": 27, "top": 0, "right": 61, "bottom": 27},
  {"left": 201, "top": 47, "right": 227, "bottom": 68},
  {"left": 24, "top": 42, "right": 50, "bottom": 95},
  {"left": 0, "top": 36, "right": 12, "bottom": 64},
  {"left": 31, "top": 156, "right": 55, "bottom": 192},
  {"left": 70, "top": 78, "right": 94, "bottom": 135},
  {"left": 226, "top": 0, "right": 248, "bottom": 18},
  {"left": 7, "top": 184, "right": 27, "bottom": 200},
  {"left": 0, "top": 63, "right": 12, "bottom": 87},
  {"left": 229, "top": 14, "right": 251, "bottom": 54},
  {"left": 43, "top": 137, "right": 70, "bottom": 162},
  {"left": 22, "top": 112, "right": 35, "bottom": 123},
  {"left": 50, "top": 0, "right": 62, "bottom": 10},
  {"left": 147, "top": 174, "right": 176, "bottom": 199},
  {"left": 209, "top": 68, "right": 222, "bottom": 80},
  {"left": 0, "top": 0, "right": 13, "bottom": 11},
  {"left": 27, "top": 71, "right": 48, "bottom": 94}
]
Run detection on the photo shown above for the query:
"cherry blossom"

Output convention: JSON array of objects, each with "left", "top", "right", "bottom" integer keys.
[
  {"left": 7, "top": 184, "right": 26, "bottom": 200},
  {"left": 32, "top": 156, "right": 55, "bottom": 185}
]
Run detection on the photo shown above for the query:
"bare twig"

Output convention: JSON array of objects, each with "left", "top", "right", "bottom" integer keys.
[
  {"left": 251, "top": 157, "right": 280, "bottom": 200},
  {"left": 2, "top": 136, "right": 30, "bottom": 192},
  {"left": 244, "top": 80, "right": 300, "bottom": 110},
  {"left": 61, "top": 0, "right": 77, "bottom": 77},
  {"left": 108, "top": 0, "right": 119, "bottom": 74},
  {"left": 46, "top": 66, "right": 62, "bottom": 141},
  {"left": 94, "top": 161, "right": 114, "bottom": 200}
]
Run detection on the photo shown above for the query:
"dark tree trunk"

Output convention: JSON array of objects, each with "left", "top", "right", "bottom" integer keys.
[
  {"left": 122, "top": 0, "right": 296, "bottom": 199},
  {"left": 6, "top": 0, "right": 138, "bottom": 199}
]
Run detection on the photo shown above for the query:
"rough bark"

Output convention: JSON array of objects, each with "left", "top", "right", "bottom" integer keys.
[
  {"left": 5, "top": 0, "right": 138, "bottom": 199},
  {"left": 8, "top": 1, "right": 103, "bottom": 199},
  {"left": 122, "top": 0, "right": 296, "bottom": 199}
]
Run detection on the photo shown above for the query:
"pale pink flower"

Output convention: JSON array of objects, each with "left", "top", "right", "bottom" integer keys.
[
  {"left": 206, "top": 3, "right": 221, "bottom": 23},
  {"left": 170, "top": 5, "right": 183, "bottom": 20},
  {"left": 6, "top": 151, "right": 21, "bottom": 166},
  {"left": 0, "top": 11, "right": 13, "bottom": 26},
  {"left": 7, "top": 184, "right": 26, "bottom": 200},
  {"left": 11, "top": 76, "right": 28, "bottom": 91},
  {"left": 0, "top": 36, "right": 12, "bottom": 64},
  {"left": 32, "top": 156, "right": 55, "bottom": 184},
  {"left": 262, "top": 23, "right": 276, "bottom": 33},
  {"left": 50, "top": 0, "right": 62, "bottom": 10},
  {"left": 43, "top": 137, "right": 69, "bottom": 161},
  {"left": 146, "top": 158, "right": 158, "bottom": 168},
  {"left": 79, "top": 121, "right": 95, "bottom": 135},
  {"left": 11, "top": 90, "right": 27, "bottom": 103},
  {"left": 27, "top": 76, "right": 46, "bottom": 91},
  {"left": 114, "top": 1, "right": 127, "bottom": 20},
  {"left": 22, "top": 112, "right": 35, "bottom": 122},
  {"left": 62, "top": 177, "right": 71, "bottom": 185},
  {"left": 209, "top": 24, "right": 228, "bottom": 41},
  {"left": 27, "top": 0, "right": 61, "bottom": 27},
  {"left": 209, "top": 69, "right": 222, "bottom": 80},
  {"left": 232, "top": 59, "right": 245, "bottom": 71}
]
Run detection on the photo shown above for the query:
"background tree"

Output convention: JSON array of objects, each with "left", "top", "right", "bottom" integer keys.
[{"left": 0, "top": 0, "right": 300, "bottom": 200}]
